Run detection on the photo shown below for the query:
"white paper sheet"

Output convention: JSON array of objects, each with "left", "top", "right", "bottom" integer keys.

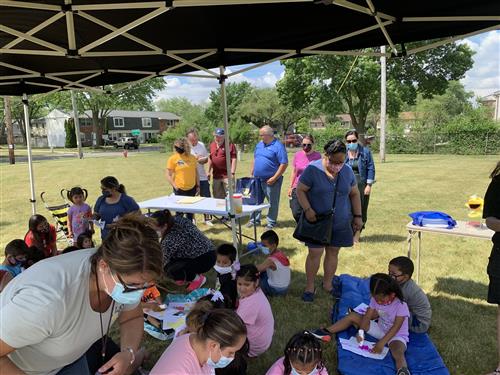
[
  {"left": 353, "top": 303, "right": 369, "bottom": 315},
  {"left": 339, "top": 336, "right": 389, "bottom": 360}
]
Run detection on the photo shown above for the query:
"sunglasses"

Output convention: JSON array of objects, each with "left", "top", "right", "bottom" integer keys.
[
  {"left": 115, "top": 273, "right": 155, "bottom": 293},
  {"left": 302, "top": 143, "right": 312, "bottom": 147},
  {"left": 346, "top": 139, "right": 358, "bottom": 143}
]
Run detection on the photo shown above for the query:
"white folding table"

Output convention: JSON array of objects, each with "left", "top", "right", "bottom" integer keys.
[
  {"left": 406, "top": 220, "right": 494, "bottom": 283},
  {"left": 139, "top": 195, "right": 270, "bottom": 246}
]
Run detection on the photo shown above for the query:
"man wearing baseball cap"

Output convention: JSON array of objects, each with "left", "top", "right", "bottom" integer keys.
[{"left": 207, "top": 128, "right": 237, "bottom": 199}]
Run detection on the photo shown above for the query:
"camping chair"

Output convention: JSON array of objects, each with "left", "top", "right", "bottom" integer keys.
[{"left": 40, "top": 189, "right": 71, "bottom": 245}]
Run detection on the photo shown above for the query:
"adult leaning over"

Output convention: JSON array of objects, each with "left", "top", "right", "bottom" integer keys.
[
  {"left": 94, "top": 176, "right": 140, "bottom": 240},
  {"left": 249, "top": 126, "right": 288, "bottom": 229},
  {"left": 0, "top": 214, "right": 163, "bottom": 375},
  {"left": 287, "top": 134, "right": 322, "bottom": 222},
  {"left": 296, "top": 139, "right": 363, "bottom": 302},
  {"left": 151, "top": 209, "right": 216, "bottom": 292},
  {"left": 484, "top": 161, "right": 500, "bottom": 375},
  {"left": 345, "top": 129, "right": 375, "bottom": 243}
]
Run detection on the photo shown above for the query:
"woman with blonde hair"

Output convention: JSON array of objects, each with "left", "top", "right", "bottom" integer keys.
[{"left": 0, "top": 213, "right": 163, "bottom": 375}]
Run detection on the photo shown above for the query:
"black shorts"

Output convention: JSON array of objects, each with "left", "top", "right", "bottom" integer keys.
[{"left": 487, "top": 245, "right": 500, "bottom": 304}]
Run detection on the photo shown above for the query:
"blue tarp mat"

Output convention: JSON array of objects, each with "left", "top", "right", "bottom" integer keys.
[{"left": 332, "top": 274, "right": 449, "bottom": 375}]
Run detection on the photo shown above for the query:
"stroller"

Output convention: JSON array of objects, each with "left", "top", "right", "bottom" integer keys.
[{"left": 40, "top": 189, "right": 73, "bottom": 245}]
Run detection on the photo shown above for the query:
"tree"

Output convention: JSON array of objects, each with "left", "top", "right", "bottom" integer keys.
[
  {"left": 237, "top": 88, "right": 304, "bottom": 136},
  {"left": 278, "top": 42, "right": 474, "bottom": 138},
  {"left": 64, "top": 118, "right": 77, "bottom": 148},
  {"left": 205, "top": 82, "right": 254, "bottom": 126}
]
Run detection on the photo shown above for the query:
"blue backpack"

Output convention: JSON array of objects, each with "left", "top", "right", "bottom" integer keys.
[{"left": 409, "top": 211, "right": 457, "bottom": 229}]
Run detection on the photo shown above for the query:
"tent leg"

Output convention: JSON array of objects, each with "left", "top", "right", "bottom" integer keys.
[
  {"left": 379, "top": 45, "right": 387, "bottom": 163},
  {"left": 23, "top": 93, "right": 36, "bottom": 215},
  {"left": 219, "top": 66, "right": 239, "bottom": 255},
  {"left": 71, "top": 90, "right": 84, "bottom": 159}
]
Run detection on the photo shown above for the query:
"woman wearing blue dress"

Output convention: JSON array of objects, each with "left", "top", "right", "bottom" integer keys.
[{"left": 296, "top": 140, "right": 363, "bottom": 302}]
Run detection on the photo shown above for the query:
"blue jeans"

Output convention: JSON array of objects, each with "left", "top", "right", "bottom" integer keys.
[
  {"left": 259, "top": 271, "right": 288, "bottom": 296},
  {"left": 251, "top": 176, "right": 283, "bottom": 226},
  {"left": 57, "top": 355, "right": 90, "bottom": 375}
]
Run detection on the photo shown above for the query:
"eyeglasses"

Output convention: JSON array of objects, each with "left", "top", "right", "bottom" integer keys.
[
  {"left": 115, "top": 273, "right": 155, "bottom": 293},
  {"left": 346, "top": 139, "right": 358, "bottom": 143},
  {"left": 302, "top": 143, "right": 312, "bottom": 147}
]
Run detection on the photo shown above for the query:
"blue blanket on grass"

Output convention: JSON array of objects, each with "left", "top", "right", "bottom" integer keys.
[{"left": 331, "top": 274, "right": 449, "bottom": 375}]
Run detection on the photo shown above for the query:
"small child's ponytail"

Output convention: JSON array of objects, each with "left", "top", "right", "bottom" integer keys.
[
  {"left": 283, "top": 331, "right": 324, "bottom": 375},
  {"left": 236, "top": 264, "right": 259, "bottom": 282}
]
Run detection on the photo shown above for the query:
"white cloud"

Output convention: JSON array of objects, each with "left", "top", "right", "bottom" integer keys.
[
  {"left": 460, "top": 30, "right": 500, "bottom": 98},
  {"left": 156, "top": 66, "right": 281, "bottom": 104}
]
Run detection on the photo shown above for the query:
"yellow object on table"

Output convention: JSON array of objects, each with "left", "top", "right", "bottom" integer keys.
[{"left": 177, "top": 196, "right": 206, "bottom": 204}]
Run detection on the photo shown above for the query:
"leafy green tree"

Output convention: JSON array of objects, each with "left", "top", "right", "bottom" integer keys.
[
  {"left": 278, "top": 42, "right": 474, "bottom": 138},
  {"left": 64, "top": 118, "right": 77, "bottom": 148},
  {"left": 205, "top": 82, "right": 254, "bottom": 126}
]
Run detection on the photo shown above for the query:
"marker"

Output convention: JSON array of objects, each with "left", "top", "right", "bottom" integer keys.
[{"left": 358, "top": 329, "right": 364, "bottom": 347}]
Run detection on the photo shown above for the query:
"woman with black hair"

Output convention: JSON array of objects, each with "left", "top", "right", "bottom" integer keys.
[
  {"left": 24, "top": 214, "right": 57, "bottom": 258},
  {"left": 296, "top": 139, "right": 362, "bottom": 302},
  {"left": 94, "top": 176, "right": 140, "bottom": 239}
]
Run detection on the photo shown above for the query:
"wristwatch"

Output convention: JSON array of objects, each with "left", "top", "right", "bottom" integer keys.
[{"left": 353, "top": 214, "right": 362, "bottom": 218}]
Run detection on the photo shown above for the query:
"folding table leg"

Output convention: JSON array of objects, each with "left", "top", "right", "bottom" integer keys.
[
  {"left": 253, "top": 221, "right": 257, "bottom": 243},
  {"left": 416, "top": 231, "right": 422, "bottom": 284},
  {"left": 407, "top": 230, "right": 413, "bottom": 258},
  {"left": 238, "top": 219, "right": 243, "bottom": 248}
]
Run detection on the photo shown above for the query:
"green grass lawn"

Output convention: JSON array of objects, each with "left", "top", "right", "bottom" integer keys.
[{"left": 0, "top": 152, "right": 498, "bottom": 374}]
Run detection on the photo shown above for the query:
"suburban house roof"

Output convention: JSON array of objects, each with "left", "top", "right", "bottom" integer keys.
[{"left": 84, "top": 110, "right": 180, "bottom": 120}]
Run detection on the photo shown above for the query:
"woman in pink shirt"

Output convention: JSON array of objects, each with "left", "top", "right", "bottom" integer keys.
[
  {"left": 236, "top": 264, "right": 275, "bottom": 357},
  {"left": 288, "top": 135, "right": 322, "bottom": 222},
  {"left": 150, "top": 309, "right": 247, "bottom": 375},
  {"left": 266, "top": 331, "right": 328, "bottom": 375}
]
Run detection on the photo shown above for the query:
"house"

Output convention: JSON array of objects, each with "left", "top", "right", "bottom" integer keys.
[
  {"left": 479, "top": 91, "right": 500, "bottom": 121},
  {"left": 309, "top": 114, "right": 353, "bottom": 129},
  {"left": 98, "top": 110, "right": 180, "bottom": 143}
]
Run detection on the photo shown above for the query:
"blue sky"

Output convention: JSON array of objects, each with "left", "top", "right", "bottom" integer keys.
[{"left": 156, "top": 30, "right": 499, "bottom": 105}]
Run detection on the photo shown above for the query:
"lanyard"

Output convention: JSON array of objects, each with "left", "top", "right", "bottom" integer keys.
[{"left": 95, "top": 273, "right": 116, "bottom": 362}]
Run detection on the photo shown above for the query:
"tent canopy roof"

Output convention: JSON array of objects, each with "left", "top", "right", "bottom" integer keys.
[{"left": 1, "top": 0, "right": 499, "bottom": 95}]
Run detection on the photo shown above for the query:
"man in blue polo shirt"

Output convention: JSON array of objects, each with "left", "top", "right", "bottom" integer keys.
[{"left": 248, "top": 125, "right": 288, "bottom": 229}]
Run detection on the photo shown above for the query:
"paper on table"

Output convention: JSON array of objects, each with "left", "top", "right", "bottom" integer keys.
[
  {"left": 339, "top": 336, "right": 389, "bottom": 360},
  {"left": 177, "top": 196, "right": 205, "bottom": 204},
  {"left": 144, "top": 308, "right": 165, "bottom": 320},
  {"left": 353, "top": 303, "right": 369, "bottom": 315}
]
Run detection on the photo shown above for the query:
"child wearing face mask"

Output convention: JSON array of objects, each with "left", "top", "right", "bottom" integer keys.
[
  {"left": 312, "top": 274, "right": 411, "bottom": 375},
  {"left": 214, "top": 244, "right": 239, "bottom": 308},
  {"left": 236, "top": 264, "right": 274, "bottom": 357},
  {"left": 256, "top": 230, "right": 290, "bottom": 296},
  {"left": 0, "top": 239, "right": 29, "bottom": 292},
  {"left": 151, "top": 309, "right": 247, "bottom": 375},
  {"left": 266, "top": 331, "right": 328, "bottom": 375},
  {"left": 24, "top": 214, "right": 57, "bottom": 257}
]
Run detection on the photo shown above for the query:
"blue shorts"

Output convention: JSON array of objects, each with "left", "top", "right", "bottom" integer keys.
[{"left": 259, "top": 272, "right": 288, "bottom": 296}]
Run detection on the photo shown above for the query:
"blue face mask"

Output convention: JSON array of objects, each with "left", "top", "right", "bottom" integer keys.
[
  {"left": 347, "top": 142, "right": 358, "bottom": 151},
  {"left": 207, "top": 348, "right": 234, "bottom": 369},
  {"left": 105, "top": 272, "right": 144, "bottom": 305}
]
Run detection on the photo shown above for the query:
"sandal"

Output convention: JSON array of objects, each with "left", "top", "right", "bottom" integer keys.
[{"left": 302, "top": 289, "right": 316, "bottom": 303}]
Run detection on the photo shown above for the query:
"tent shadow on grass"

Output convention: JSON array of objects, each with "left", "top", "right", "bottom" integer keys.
[
  {"left": 360, "top": 234, "right": 407, "bottom": 243},
  {"left": 433, "top": 277, "right": 488, "bottom": 300}
]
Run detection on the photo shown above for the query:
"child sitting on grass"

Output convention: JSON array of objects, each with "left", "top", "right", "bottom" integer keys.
[
  {"left": 236, "top": 264, "right": 274, "bottom": 357},
  {"left": 266, "top": 330, "right": 328, "bottom": 375},
  {"left": 256, "top": 230, "right": 291, "bottom": 296},
  {"left": 214, "top": 243, "right": 239, "bottom": 308},
  {"left": 389, "top": 256, "right": 432, "bottom": 333},
  {"left": 313, "top": 273, "right": 411, "bottom": 375},
  {"left": 0, "top": 240, "right": 29, "bottom": 292}
]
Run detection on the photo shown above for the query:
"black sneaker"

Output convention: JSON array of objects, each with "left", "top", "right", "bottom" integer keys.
[{"left": 310, "top": 328, "right": 332, "bottom": 343}]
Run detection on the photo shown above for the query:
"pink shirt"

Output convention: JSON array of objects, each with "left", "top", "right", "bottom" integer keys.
[
  {"left": 292, "top": 151, "right": 322, "bottom": 188},
  {"left": 236, "top": 288, "right": 274, "bottom": 357},
  {"left": 150, "top": 334, "right": 213, "bottom": 375},
  {"left": 266, "top": 356, "right": 329, "bottom": 375},
  {"left": 369, "top": 297, "right": 410, "bottom": 343}
]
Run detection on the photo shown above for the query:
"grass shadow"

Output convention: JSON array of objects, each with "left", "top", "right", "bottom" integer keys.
[
  {"left": 433, "top": 277, "right": 488, "bottom": 300},
  {"left": 361, "top": 234, "right": 407, "bottom": 243}
]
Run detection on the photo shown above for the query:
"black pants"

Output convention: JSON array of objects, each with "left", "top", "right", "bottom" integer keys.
[
  {"left": 165, "top": 250, "right": 216, "bottom": 282},
  {"left": 174, "top": 186, "right": 197, "bottom": 220},
  {"left": 86, "top": 336, "right": 120, "bottom": 374},
  {"left": 289, "top": 188, "right": 302, "bottom": 223}
]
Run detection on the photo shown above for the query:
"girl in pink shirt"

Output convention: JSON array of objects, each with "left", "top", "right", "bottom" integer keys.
[
  {"left": 151, "top": 309, "right": 247, "bottom": 375},
  {"left": 236, "top": 264, "right": 275, "bottom": 357},
  {"left": 266, "top": 331, "right": 328, "bottom": 375}
]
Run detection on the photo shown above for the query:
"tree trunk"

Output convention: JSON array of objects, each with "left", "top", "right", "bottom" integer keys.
[
  {"left": 4, "top": 96, "right": 15, "bottom": 164},
  {"left": 92, "top": 111, "right": 99, "bottom": 147}
]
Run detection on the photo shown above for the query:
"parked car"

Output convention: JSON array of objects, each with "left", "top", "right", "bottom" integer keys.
[
  {"left": 103, "top": 138, "right": 116, "bottom": 146},
  {"left": 115, "top": 137, "right": 139, "bottom": 149},
  {"left": 284, "top": 134, "right": 303, "bottom": 147}
]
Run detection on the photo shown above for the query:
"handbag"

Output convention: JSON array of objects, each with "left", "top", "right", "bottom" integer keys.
[
  {"left": 235, "top": 177, "right": 264, "bottom": 205},
  {"left": 293, "top": 174, "right": 338, "bottom": 245}
]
